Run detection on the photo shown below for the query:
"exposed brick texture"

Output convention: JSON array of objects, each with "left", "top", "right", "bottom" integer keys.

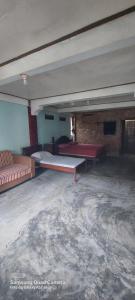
[{"left": 75, "top": 108, "right": 135, "bottom": 156}]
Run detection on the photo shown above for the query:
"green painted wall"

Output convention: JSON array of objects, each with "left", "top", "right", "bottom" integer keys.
[
  {"left": 37, "top": 111, "right": 70, "bottom": 144},
  {"left": 0, "top": 101, "right": 30, "bottom": 154}
]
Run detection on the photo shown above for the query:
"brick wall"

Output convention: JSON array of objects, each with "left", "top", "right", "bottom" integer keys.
[{"left": 75, "top": 108, "right": 135, "bottom": 156}]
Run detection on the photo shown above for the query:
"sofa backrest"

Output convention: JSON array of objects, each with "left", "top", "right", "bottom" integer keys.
[{"left": 0, "top": 151, "right": 13, "bottom": 168}]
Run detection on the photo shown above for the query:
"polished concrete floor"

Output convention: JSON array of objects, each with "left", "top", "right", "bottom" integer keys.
[{"left": 0, "top": 156, "right": 135, "bottom": 300}]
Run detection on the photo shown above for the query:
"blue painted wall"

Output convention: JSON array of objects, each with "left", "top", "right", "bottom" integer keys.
[
  {"left": 37, "top": 111, "right": 70, "bottom": 144},
  {"left": 0, "top": 101, "right": 30, "bottom": 154}
]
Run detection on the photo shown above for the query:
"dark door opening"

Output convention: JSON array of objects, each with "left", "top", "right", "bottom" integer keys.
[{"left": 121, "top": 120, "right": 135, "bottom": 154}]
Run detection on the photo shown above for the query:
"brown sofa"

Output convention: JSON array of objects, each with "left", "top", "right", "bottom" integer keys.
[{"left": 0, "top": 150, "right": 35, "bottom": 193}]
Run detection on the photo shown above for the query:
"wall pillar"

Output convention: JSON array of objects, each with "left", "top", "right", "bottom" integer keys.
[{"left": 28, "top": 106, "right": 38, "bottom": 145}]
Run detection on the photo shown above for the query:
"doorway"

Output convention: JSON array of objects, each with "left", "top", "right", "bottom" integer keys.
[{"left": 121, "top": 120, "right": 135, "bottom": 154}]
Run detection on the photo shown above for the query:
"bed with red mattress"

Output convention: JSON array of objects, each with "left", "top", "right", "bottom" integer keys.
[{"left": 58, "top": 143, "right": 105, "bottom": 160}]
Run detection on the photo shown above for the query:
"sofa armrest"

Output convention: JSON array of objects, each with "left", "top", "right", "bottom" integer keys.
[{"left": 13, "top": 155, "right": 35, "bottom": 177}]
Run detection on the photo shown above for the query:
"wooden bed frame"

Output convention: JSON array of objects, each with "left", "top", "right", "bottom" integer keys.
[
  {"left": 40, "top": 162, "right": 78, "bottom": 182},
  {"left": 22, "top": 145, "right": 85, "bottom": 181},
  {"left": 56, "top": 144, "right": 106, "bottom": 166},
  {"left": 22, "top": 144, "right": 42, "bottom": 156}
]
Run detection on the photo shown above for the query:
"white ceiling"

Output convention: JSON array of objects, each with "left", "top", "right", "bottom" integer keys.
[
  {"left": 0, "top": 0, "right": 134, "bottom": 63},
  {"left": 1, "top": 45, "right": 135, "bottom": 99},
  {"left": 0, "top": 0, "right": 135, "bottom": 113}
]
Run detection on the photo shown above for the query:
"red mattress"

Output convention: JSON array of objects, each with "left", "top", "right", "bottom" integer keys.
[{"left": 58, "top": 143, "right": 104, "bottom": 158}]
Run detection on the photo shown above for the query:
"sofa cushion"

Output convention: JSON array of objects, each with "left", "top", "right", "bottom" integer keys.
[
  {"left": 0, "top": 164, "right": 31, "bottom": 186},
  {"left": 0, "top": 151, "right": 13, "bottom": 168}
]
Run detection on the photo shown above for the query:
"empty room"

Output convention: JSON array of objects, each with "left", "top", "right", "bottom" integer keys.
[{"left": 0, "top": 1, "right": 135, "bottom": 299}]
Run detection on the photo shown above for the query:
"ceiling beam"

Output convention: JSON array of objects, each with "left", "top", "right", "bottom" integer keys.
[
  {"left": 58, "top": 100, "right": 135, "bottom": 113},
  {"left": 31, "top": 83, "right": 135, "bottom": 115},
  {"left": 0, "top": 93, "right": 28, "bottom": 106},
  {"left": 0, "top": 12, "right": 135, "bottom": 86}
]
